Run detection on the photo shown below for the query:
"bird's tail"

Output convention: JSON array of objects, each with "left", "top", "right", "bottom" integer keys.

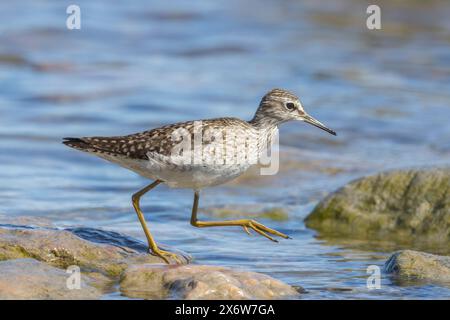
[{"left": 62, "top": 137, "right": 92, "bottom": 151}]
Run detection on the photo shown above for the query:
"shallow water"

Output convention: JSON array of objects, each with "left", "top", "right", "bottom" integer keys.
[{"left": 1, "top": 0, "right": 450, "bottom": 299}]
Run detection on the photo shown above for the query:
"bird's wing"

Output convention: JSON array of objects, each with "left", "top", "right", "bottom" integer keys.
[{"left": 63, "top": 118, "right": 250, "bottom": 161}]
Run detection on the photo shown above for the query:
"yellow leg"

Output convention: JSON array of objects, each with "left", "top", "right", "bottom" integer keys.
[
  {"left": 132, "top": 180, "right": 182, "bottom": 264},
  {"left": 190, "top": 191, "right": 290, "bottom": 242}
]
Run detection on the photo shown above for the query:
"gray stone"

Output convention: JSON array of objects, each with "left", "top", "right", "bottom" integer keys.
[
  {"left": 0, "top": 258, "right": 101, "bottom": 299},
  {"left": 385, "top": 250, "right": 450, "bottom": 282}
]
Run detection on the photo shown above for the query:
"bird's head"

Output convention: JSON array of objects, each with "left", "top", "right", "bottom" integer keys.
[{"left": 252, "top": 88, "right": 336, "bottom": 136}]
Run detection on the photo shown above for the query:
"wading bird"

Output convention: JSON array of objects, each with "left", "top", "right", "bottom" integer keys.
[{"left": 63, "top": 88, "right": 336, "bottom": 263}]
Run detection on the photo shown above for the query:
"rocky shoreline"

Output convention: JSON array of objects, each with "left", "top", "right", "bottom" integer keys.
[{"left": 0, "top": 221, "right": 301, "bottom": 299}]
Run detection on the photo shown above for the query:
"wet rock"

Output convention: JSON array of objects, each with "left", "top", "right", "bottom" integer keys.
[
  {"left": 0, "top": 258, "right": 101, "bottom": 299},
  {"left": 385, "top": 250, "right": 450, "bottom": 282},
  {"left": 0, "top": 225, "right": 189, "bottom": 277},
  {"left": 305, "top": 168, "right": 450, "bottom": 245},
  {"left": 120, "top": 264, "right": 301, "bottom": 300}
]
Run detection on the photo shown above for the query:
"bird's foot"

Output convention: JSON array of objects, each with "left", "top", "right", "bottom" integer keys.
[
  {"left": 149, "top": 248, "right": 184, "bottom": 265},
  {"left": 241, "top": 220, "right": 290, "bottom": 242}
]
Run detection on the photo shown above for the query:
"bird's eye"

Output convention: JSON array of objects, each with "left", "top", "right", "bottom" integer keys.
[{"left": 285, "top": 102, "right": 296, "bottom": 111}]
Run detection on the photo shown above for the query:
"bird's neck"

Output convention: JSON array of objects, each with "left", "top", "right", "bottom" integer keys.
[
  {"left": 248, "top": 108, "right": 283, "bottom": 158},
  {"left": 248, "top": 114, "right": 281, "bottom": 131},
  {"left": 248, "top": 114, "right": 279, "bottom": 156}
]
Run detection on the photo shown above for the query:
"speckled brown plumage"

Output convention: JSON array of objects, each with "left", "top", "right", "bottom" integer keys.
[{"left": 63, "top": 117, "right": 254, "bottom": 160}]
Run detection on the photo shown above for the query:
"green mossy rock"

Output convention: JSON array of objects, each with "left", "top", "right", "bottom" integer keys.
[{"left": 305, "top": 168, "right": 450, "bottom": 245}]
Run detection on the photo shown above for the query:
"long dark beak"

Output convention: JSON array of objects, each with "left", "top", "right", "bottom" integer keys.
[{"left": 302, "top": 114, "right": 336, "bottom": 136}]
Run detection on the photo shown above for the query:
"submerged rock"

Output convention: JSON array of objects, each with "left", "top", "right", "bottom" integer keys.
[
  {"left": 0, "top": 258, "right": 101, "bottom": 299},
  {"left": 202, "top": 204, "right": 289, "bottom": 221},
  {"left": 385, "top": 250, "right": 450, "bottom": 282},
  {"left": 120, "top": 264, "right": 301, "bottom": 300},
  {"left": 305, "top": 168, "right": 450, "bottom": 245}
]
